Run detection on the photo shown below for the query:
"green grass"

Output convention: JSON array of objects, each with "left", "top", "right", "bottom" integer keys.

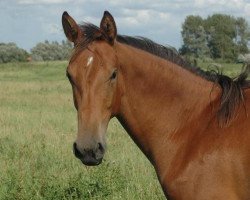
[
  {"left": 0, "top": 61, "right": 245, "bottom": 200},
  {"left": 199, "top": 62, "right": 244, "bottom": 77},
  {"left": 0, "top": 61, "right": 165, "bottom": 200}
]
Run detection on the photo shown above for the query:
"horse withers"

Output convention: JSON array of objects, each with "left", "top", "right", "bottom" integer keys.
[{"left": 62, "top": 11, "right": 250, "bottom": 199}]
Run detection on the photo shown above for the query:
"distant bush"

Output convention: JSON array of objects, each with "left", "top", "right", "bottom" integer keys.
[
  {"left": 31, "top": 40, "right": 73, "bottom": 61},
  {"left": 237, "top": 54, "right": 250, "bottom": 64},
  {"left": 0, "top": 43, "right": 29, "bottom": 63}
]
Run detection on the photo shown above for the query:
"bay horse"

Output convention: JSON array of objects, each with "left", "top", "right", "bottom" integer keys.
[{"left": 62, "top": 11, "right": 250, "bottom": 199}]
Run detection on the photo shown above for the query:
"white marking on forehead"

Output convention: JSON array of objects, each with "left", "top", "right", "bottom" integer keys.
[{"left": 87, "top": 56, "right": 93, "bottom": 66}]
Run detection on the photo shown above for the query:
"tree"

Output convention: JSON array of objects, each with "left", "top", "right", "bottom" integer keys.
[
  {"left": 31, "top": 40, "right": 73, "bottom": 61},
  {"left": 180, "top": 15, "right": 207, "bottom": 57},
  {"left": 235, "top": 17, "right": 249, "bottom": 55},
  {"left": 205, "top": 14, "right": 236, "bottom": 60},
  {"left": 61, "top": 40, "right": 73, "bottom": 59},
  {"left": 180, "top": 14, "right": 250, "bottom": 62},
  {"left": 0, "top": 43, "right": 29, "bottom": 63}
]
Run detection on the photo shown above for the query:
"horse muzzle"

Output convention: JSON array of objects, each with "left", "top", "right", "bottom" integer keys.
[{"left": 73, "top": 142, "right": 104, "bottom": 166}]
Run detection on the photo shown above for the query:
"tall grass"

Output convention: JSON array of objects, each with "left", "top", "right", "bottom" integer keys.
[{"left": 0, "top": 61, "right": 164, "bottom": 200}]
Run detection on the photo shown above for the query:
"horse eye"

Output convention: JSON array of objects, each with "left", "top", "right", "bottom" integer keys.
[{"left": 110, "top": 70, "right": 117, "bottom": 80}]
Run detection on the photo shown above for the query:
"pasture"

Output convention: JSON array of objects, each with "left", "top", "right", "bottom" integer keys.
[
  {"left": 0, "top": 61, "right": 243, "bottom": 199},
  {"left": 0, "top": 61, "right": 164, "bottom": 200}
]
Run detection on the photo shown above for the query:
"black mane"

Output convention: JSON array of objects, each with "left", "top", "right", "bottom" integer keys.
[{"left": 74, "top": 23, "right": 250, "bottom": 126}]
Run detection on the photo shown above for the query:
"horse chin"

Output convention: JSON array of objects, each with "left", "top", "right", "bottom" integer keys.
[{"left": 80, "top": 156, "right": 103, "bottom": 166}]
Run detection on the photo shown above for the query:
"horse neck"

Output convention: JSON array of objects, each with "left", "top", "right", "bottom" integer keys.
[{"left": 115, "top": 42, "right": 220, "bottom": 178}]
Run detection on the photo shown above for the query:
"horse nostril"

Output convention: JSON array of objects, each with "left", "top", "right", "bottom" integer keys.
[
  {"left": 73, "top": 142, "right": 83, "bottom": 159},
  {"left": 98, "top": 143, "right": 105, "bottom": 154}
]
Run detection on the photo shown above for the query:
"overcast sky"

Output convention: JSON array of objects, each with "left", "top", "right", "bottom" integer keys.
[{"left": 1, "top": 0, "right": 250, "bottom": 51}]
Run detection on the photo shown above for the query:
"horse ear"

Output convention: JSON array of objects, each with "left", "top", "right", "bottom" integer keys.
[
  {"left": 62, "top": 11, "right": 80, "bottom": 44},
  {"left": 100, "top": 11, "right": 117, "bottom": 45}
]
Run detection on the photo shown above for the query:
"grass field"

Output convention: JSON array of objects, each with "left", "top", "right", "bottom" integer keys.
[
  {"left": 0, "top": 61, "right": 165, "bottom": 200},
  {"left": 0, "top": 61, "right": 244, "bottom": 200}
]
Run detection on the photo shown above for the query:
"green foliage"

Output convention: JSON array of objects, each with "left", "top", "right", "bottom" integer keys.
[
  {"left": 235, "top": 17, "right": 249, "bottom": 55},
  {"left": 205, "top": 14, "right": 236, "bottom": 60},
  {"left": 31, "top": 40, "right": 73, "bottom": 61},
  {"left": 0, "top": 43, "right": 29, "bottom": 63},
  {"left": 180, "top": 14, "right": 250, "bottom": 62},
  {"left": 180, "top": 15, "right": 209, "bottom": 59}
]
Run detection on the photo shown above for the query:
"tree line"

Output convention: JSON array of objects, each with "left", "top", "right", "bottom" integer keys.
[
  {"left": 0, "top": 40, "right": 72, "bottom": 63},
  {"left": 0, "top": 13, "right": 249, "bottom": 63},
  {"left": 180, "top": 14, "right": 250, "bottom": 62}
]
